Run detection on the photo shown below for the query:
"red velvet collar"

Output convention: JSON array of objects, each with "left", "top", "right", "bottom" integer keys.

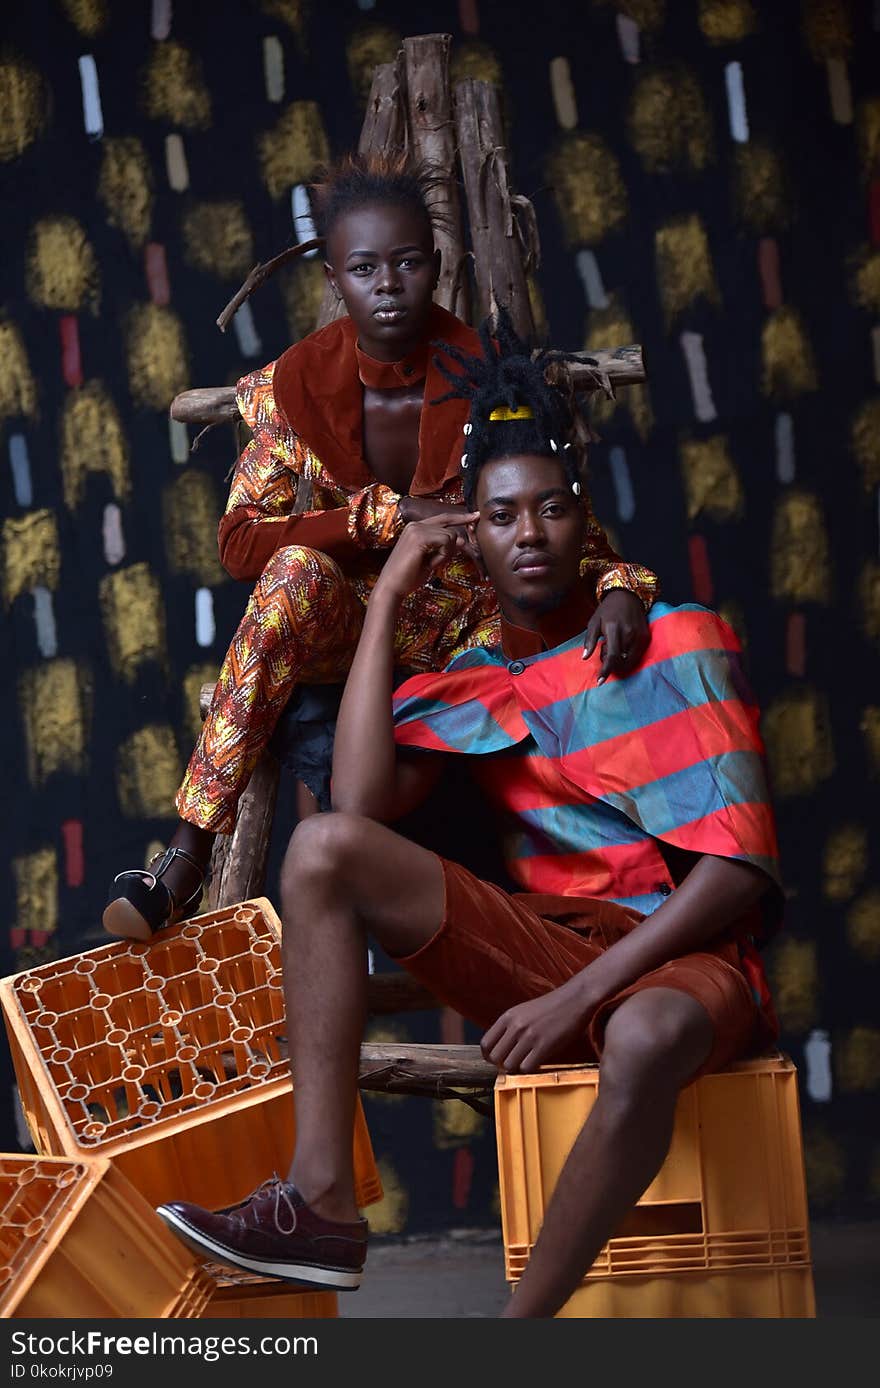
[
  {"left": 355, "top": 339, "right": 428, "bottom": 388},
  {"left": 272, "top": 303, "right": 479, "bottom": 494}
]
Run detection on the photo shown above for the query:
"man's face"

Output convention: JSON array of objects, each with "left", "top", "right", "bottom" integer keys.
[
  {"left": 473, "top": 455, "right": 586, "bottom": 619},
  {"left": 324, "top": 202, "right": 440, "bottom": 361}
]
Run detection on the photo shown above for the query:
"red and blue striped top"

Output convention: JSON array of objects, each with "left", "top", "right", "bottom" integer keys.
[{"left": 392, "top": 603, "right": 782, "bottom": 938}]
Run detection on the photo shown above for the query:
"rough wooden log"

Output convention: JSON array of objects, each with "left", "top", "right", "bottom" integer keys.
[
  {"left": 357, "top": 1042, "right": 497, "bottom": 1111},
  {"left": 366, "top": 972, "right": 440, "bottom": 1014},
  {"left": 204, "top": 753, "right": 281, "bottom": 912},
  {"left": 454, "top": 78, "right": 535, "bottom": 343},
  {"left": 216, "top": 239, "right": 323, "bottom": 336},
  {"left": 402, "top": 35, "right": 469, "bottom": 319},
  {"left": 171, "top": 344, "right": 645, "bottom": 430}
]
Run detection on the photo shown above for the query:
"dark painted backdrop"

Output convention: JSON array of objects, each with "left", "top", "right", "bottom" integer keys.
[{"left": 2, "top": 0, "right": 879, "bottom": 1231}]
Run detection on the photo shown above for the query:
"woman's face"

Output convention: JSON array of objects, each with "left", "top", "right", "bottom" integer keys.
[{"left": 324, "top": 201, "right": 440, "bottom": 361}]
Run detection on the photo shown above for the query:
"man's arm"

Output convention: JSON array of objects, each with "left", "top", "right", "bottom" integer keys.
[
  {"left": 331, "top": 511, "right": 479, "bottom": 823},
  {"left": 482, "top": 855, "right": 769, "bottom": 1073}
]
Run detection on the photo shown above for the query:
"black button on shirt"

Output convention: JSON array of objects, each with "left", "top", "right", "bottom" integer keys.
[
  {"left": 657, "top": 883, "right": 673, "bottom": 896},
  {"left": 508, "top": 660, "right": 526, "bottom": 676}
]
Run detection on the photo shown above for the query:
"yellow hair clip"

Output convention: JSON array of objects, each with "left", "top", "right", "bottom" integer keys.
[{"left": 488, "top": 404, "right": 535, "bottom": 422}]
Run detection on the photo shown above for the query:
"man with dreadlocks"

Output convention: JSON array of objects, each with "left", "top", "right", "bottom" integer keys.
[
  {"left": 104, "top": 153, "right": 659, "bottom": 942},
  {"left": 156, "top": 316, "right": 782, "bottom": 1319}
]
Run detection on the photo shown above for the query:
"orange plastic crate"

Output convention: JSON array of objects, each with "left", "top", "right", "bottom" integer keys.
[
  {"left": 199, "top": 1264, "right": 338, "bottom": 1319},
  {"left": 0, "top": 1155, "right": 208, "bottom": 1318},
  {"left": 0, "top": 899, "right": 382, "bottom": 1213},
  {"left": 557, "top": 1267, "right": 815, "bottom": 1318},
  {"left": 495, "top": 1053, "right": 816, "bottom": 1317}
]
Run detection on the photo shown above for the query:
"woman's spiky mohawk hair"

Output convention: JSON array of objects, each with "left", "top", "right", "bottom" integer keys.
[
  {"left": 308, "top": 151, "right": 452, "bottom": 242},
  {"left": 431, "top": 309, "right": 588, "bottom": 508}
]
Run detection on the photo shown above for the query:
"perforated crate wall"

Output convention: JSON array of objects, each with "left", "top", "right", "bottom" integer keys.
[
  {"left": 496, "top": 1053, "right": 815, "bottom": 1316},
  {"left": 1, "top": 899, "right": 382, "bottom": 1212},
  {"left": 0, "top": 1155, "right": 209, "bottom": 1318}
]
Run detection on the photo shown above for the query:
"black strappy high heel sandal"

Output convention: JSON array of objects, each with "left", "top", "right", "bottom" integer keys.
[{"left": 102, "top": 846, "right": 207, "bottom": 942}]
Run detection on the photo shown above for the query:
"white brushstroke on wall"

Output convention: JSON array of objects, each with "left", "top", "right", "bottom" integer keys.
[
  {"left": 78, "top": 55, "right": 104, "bottom": 139},
  {"left": 680, "top": 332, "right": 717, "bottom": 422}
]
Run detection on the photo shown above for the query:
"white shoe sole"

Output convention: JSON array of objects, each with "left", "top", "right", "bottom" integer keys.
[{"left": 157, "top": 1206, "right": 364, "bottom": 1290}]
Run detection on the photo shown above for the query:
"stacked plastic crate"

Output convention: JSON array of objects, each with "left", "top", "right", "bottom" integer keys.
[
  {"left": 495, "top": 1055, "right": 816, "bottom": 1317},
  {"left": 0, "top": 898, "right": 382, "bottom": 1318}
]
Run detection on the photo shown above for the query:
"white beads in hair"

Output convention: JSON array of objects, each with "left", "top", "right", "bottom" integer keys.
[
  {"left": 463, "top": 423, "right": 472, "bottom": 435},
  {"left": 550, "top": 439, "right": 558, "bottom": 453},
  {"left": 461, "top": 453, "right": 469, "bottom": 469},
  {"left": 572, "top": 481, "right": 581, "bottom": 496}
]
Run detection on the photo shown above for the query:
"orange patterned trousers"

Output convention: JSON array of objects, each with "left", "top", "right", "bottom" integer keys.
[{"left": 176, "top": 545, "right": 501, "bottom": 833}]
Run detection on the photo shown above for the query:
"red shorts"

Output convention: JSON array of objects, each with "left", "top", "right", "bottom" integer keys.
[{"left": 396, "top": 858, "right": 776, "bottom": 1077}]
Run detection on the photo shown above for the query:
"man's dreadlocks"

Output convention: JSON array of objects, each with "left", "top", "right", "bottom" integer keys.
[{"left": 430, "top": 309, "right": 587, "bottom": 508}]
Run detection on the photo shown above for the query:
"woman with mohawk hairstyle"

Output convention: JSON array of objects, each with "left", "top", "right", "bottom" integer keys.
[{"left": 104, "top": 152, "right": 660, "bottom": 942}]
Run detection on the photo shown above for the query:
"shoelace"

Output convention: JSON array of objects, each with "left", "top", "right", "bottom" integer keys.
[{"left": 231, "top": 1173, "right": 299, "bottom": 1236}]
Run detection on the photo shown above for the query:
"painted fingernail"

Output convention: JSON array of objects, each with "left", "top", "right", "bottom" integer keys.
[{"left": 597, "top": 676, "right": 606, "bottom": 685}]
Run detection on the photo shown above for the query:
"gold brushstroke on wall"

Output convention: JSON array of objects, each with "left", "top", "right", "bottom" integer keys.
[
  {"left": 117, "top": 725, "right": 183, "bottom": 818},
  {"left": 258, "top": 102, "right": 330, "bottom": 200},
  {"left": 280, "top": 259, "right": 327, "bottom": 342},
  {"left": 680, "top": 435, "right": 743, "bottom": 522},
  {"left": 862, "top": 706, "right": 880, "bottom": 776},
  {"left": 860, "top": 560, "right": 880, "bottom": 644},
  {"left": 770, "top": 491, "right": 830, "bottom": 603},
  {"left": 856, "top": 97, "right": 880, "bottom": 181},
  {"left": 365, "top": 1156, "right": 407, "bottom": 1235},
  {"left": 593, "top": 0, "right": 666, "bottom": 29},
  {"left": 836, "top": 1027, "right": 880, "bottom": 1093},
  {"left": 13, "top": 848, "right": 58, "bottom": 940},
  {"left": 628, "top": 69, "right": 712, "bottom": 173},
  {"left": 346, "top": 25, "right": 402, "bottom": 106},
  {"left": 126, "top": 303, "right": 190, "bottom": 411},
  {"left": 0, "top": 318, "right": 37, "bottom": 421},
  {"left": 433, "top": 1098, "right": 486, "bottom": 1150},
  {"left": 850, "top": 248, "right": 880, "bottom": 313},
  {"left": 850, "top": 397, "right": 879, "bottom": 505},
  {"left": 99, "top": 564, "right": 167, "bottom": 683},
  {"left": 697, "top": 0, "right": 757, "bottom": 43},
  {"left": 545, "top": 133, "right": 627, "bottom": 248},
  {"left": 59, "top": 0, "right": 107, "bottom": 34},
  {"left": 26, "top": 217, "right": 100, "bottom": 314},
  {"left": 451, "top": 40, "right": 502, "bottom": 86},
  {"left": 655, "top": 215, "right": 719, "bottom": 324},
  {"left": 717, "top": 600, "right": 748, "bottom": 648},
  {"left": 3, "top": 511, "right": 60, "bottom": 606},
  {"left": 762, "top": 687, "right": 835, "bottom": 797},
  {"left": 61, "top": 381, "right": 130, "bottom": 510},
  {"left": 143, "top": 41, "right": 211, "bottom": 129},
  {"left": 802, "top": 0, "right": 853, "bottom": 60},
  {"left": 0, "top": 57, "right": 49, "bottom": 161},
  {"left": 761, "top": 307, "right": 818, "bottom": 399},
  {"left": 847, "top": 890, "right": 880, "bottom": 963},
  {"left": 260, "top": 0, "right": 309, "bottom": 40},
  {"left": 182, "top": 663, "right": 221, "bottom": 747},
  {"left": 20, "top": 660, "right": 89, "bottom": 786},
  {"left": 162, "top": 471, "right": 225, "bottom": 586},
  {"left": 803, "top": 1127, "right": 845, "bottom": 1207},
  {"left": 98, "top": 137, "right": 153, "bottom": 249},
  {"left": 822, "top": 825, "right": 867, "bottom": 903},
  {"left": 182, "top": 201, "right": 255, "bottom": 281},
  {"left": 585, "top": 298, "right": 654, "bottom": 440},
  {"left": 732, "top": 144, "right": 790, "bottom": 233},
  {"left": 767, "top": 938, "right": 817, "bottom": 1032}
]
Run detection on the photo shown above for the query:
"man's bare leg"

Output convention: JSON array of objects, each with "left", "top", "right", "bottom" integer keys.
[
  {"left": 278, "top": 812, "right": 446, "bottom": 1225},
  {"left": 501, "top": 988, "right": 714, "bottom": 1319}
]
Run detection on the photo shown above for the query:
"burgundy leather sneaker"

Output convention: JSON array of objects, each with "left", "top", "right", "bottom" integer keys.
[{"left": 156, "top": 1177, "right": 367, "bottom": 1290}]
